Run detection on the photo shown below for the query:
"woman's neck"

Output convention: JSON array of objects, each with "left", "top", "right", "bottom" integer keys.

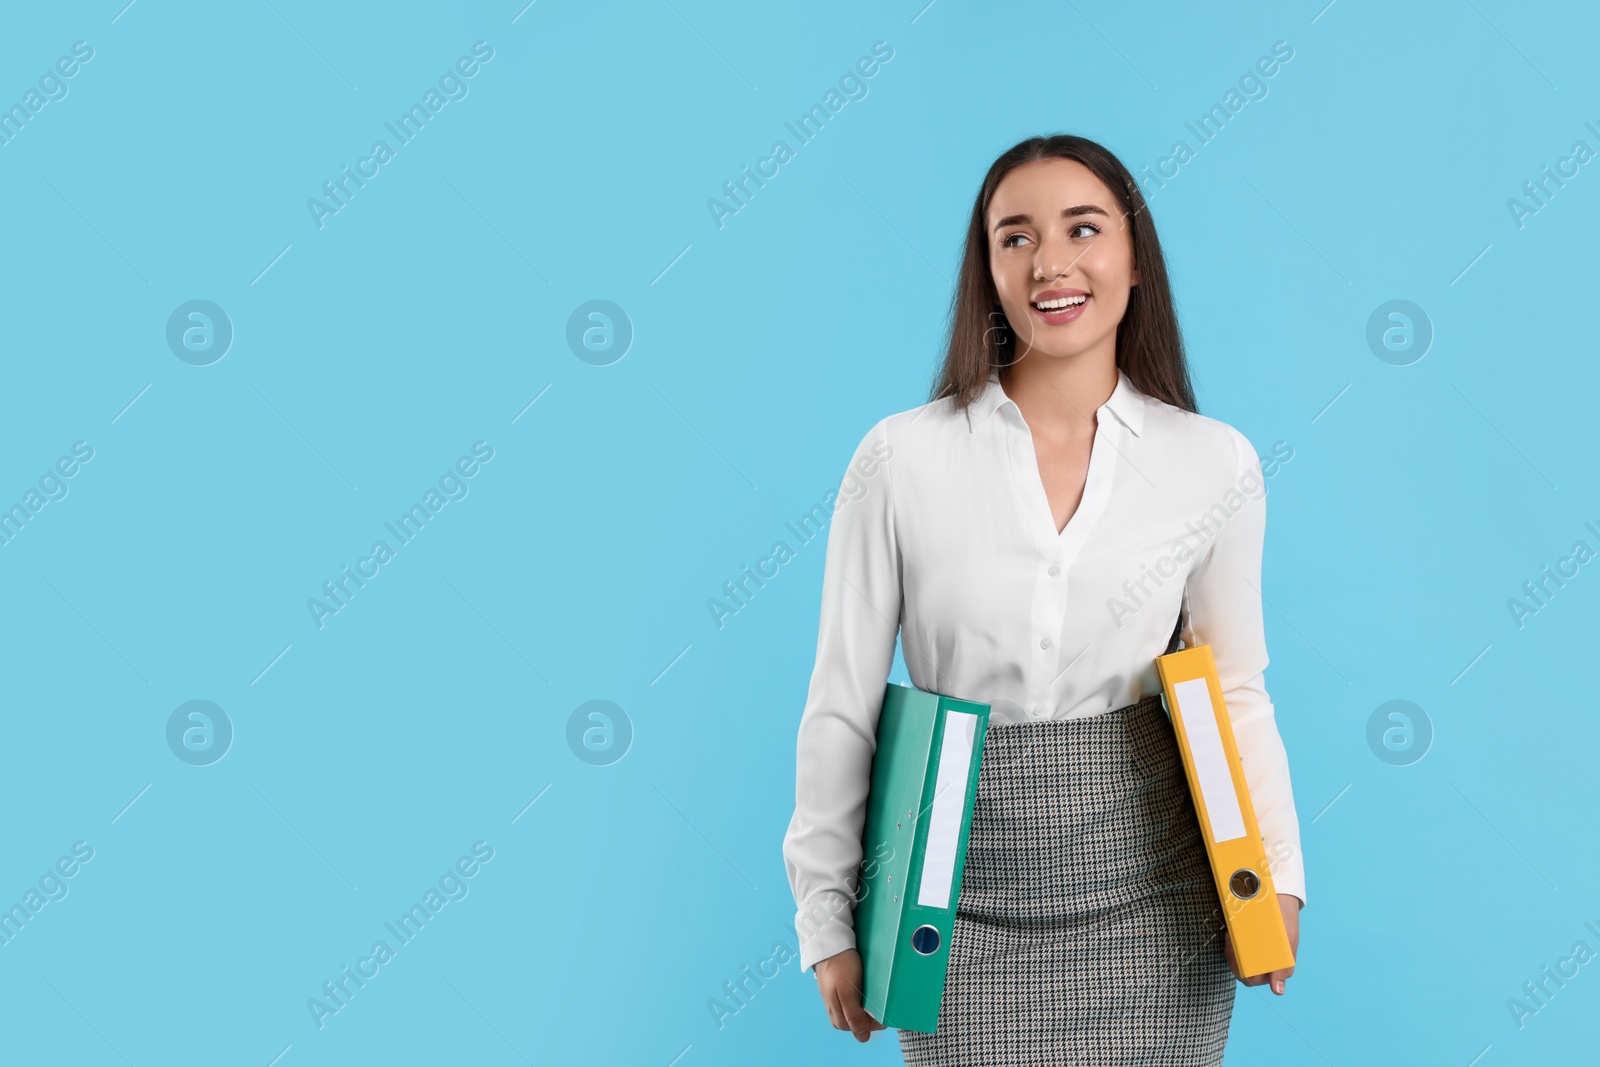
[{"left": 1001, "top": 351, "right": 1118, "bottom": 435}]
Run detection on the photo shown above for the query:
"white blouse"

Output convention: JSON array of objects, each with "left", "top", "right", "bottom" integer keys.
[{"left": 782, "top": 367, "right": 1305, "bottom": 973}]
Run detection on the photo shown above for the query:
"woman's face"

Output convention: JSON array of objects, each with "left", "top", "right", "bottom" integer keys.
[{"left": 986, "top": 157, "right": 1140, "bottom": 366}]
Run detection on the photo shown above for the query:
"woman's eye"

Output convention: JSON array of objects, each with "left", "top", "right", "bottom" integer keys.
[{"left": 1002, "top": 223, "right": 1098, "bottom": 248}]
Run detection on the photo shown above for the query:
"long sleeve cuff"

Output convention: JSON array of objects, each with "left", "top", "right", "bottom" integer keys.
[{"left": 793, "top": 889, "right": 856, "bottom": 973}]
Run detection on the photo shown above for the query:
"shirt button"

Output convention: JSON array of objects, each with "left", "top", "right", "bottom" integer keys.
[
  {"left": 1039, "top": 637, "right": 1051, "bottom": 649},
  {"left": 1048, "top": 565, "right": 1060, "bottom": 577},
  {"left": 1031, "top": 702, "right": 1043, "bottom": 715}
]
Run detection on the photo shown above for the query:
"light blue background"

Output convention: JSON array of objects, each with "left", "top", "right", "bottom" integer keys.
[{"left": 1, "top": 1, "right": 1596, "bottom": 1063}]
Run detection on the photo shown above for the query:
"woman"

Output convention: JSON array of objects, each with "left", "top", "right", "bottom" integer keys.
[{"left": 781, "top": 134, "right": 1306, "bottom": 1064}]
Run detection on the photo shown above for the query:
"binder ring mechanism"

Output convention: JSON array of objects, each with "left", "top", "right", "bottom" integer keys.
[{"left": 1228, "top": 868, "right": 1262, "bottom": 901}]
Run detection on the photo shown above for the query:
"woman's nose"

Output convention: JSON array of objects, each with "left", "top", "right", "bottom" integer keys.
[{"left": 1033, "top": 241, "right": 1068, "bottom": 280}]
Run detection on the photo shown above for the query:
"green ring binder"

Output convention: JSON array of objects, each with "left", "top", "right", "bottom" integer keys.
[{"left": 854, "top": 683, "right": 991, "bottom": 1034}]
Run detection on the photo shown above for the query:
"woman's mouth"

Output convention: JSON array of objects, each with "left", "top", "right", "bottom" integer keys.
[{"left": 1030, "top": 293, "right": 1089, "bottom": 325}]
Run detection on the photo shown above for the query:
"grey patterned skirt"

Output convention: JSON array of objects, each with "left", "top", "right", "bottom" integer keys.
[{"left": 897, "top": 694, "right": 1235, "bottom": 1066}]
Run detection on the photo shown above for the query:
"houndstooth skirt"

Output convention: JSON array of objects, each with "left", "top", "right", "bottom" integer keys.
[{"left": 897, "top": 694, "right": 1235, "bottom": 1066}]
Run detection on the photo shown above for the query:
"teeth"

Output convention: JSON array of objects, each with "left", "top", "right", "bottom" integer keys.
[{"left": 1034, "top": 295, "right": 1087, "bottom": 310}]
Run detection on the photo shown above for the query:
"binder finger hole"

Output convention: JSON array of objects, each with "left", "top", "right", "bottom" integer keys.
[
  {"left": 910, "top": 924, "right": 941, "bottom": 955},
  {"left": 1228, "top": 868, "right": 1261, "bottom": 900}
]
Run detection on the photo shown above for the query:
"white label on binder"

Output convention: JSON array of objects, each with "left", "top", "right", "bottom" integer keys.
[
  {"left": 1171, "top": 677, "right": 1247, "bottom": 844},
  {"left": 918, "top": 710, "right": 978, "bottom": 909}
]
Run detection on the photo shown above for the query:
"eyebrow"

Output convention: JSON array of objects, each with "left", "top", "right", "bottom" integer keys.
[{"left": 991, "top": 204, "right": 1110, "bottom": 232}]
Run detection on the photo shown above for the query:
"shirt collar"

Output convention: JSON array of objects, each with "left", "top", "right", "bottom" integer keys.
[{"left": 964, "top": 367, "right": 1146, "bottom": 437}]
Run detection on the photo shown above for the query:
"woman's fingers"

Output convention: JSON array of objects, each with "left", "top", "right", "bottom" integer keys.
[
  {"left": 840, "top": 998, "right": 882, "bottom": 1042},
  {"left": 839, "top": 977, "right": 884, "bottom": 1041},
  {"left": 822, "top": 986, "right": 845, "bottom": 1031},
  {"left": 1224, "top": 926, "right": 1295, "bottom": 990},
  {"left": 817, "top": 951, "right": 885, "bottom": 1041}
]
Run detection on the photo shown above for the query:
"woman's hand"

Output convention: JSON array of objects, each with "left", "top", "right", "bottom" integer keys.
[
  {"left": 814, "top": 949, "right": 888, "bottom": 1042},
  {"left": 1222, "top": 892, "right": 1301, "bottom": 994}
]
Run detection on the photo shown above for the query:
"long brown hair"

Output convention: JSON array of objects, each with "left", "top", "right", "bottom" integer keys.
[{"left": 929, "top": 134, "right": 1198, "bottom": 415}]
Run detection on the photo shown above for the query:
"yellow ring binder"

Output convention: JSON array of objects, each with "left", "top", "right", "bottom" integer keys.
[{"left": 1156, "top": 644, "right": 1295, "bottom": 980}]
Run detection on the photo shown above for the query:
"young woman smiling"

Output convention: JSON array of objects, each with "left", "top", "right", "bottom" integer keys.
[{"left": 782, "top": 134, "right": 1306, "bottom": 1064}]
